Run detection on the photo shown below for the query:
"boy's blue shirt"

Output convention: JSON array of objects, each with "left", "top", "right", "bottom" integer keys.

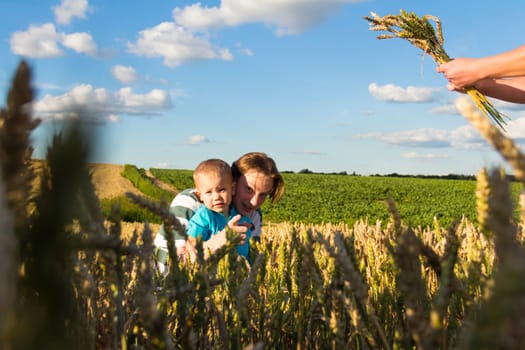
[{"left": 187, "top": 205, "right": 252, "bottom": 258}]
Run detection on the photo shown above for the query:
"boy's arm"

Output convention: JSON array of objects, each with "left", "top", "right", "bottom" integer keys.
[
  {"left": 187, "top": 211, "right": 227, "bottom": 260},
  {"left": 201, "top": 231, "right": 228, "bottom": 258},
  {"left": 185, "top": 236, "right": 198, "bottom": 262},
  {"left": 185, "top": 231, "right": 228, "bottom": 261}
]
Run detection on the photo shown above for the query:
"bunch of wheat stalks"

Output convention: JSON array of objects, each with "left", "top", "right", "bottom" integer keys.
[{"left": 364, "top": 10, "right": 508, "bottom": 130}]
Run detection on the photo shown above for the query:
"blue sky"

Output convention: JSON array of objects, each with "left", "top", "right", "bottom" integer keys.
[{"left": 2, "top": 0, "right": 525, "bottom": 175}]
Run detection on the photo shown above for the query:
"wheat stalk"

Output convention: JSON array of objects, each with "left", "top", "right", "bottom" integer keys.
[
  {"left": 476, "top": 168, "right": 491, "bottom": 236},
  {"left": 365, "top": 10, "right": 508, "bottom": 130},
  {"left": 456, "top": 97, "right": 525, "bottom": 183}
]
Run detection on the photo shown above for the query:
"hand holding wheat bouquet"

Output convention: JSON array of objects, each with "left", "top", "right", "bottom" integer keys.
[{"left": 364, "top": 10, "right": 509, "bottom": 130}]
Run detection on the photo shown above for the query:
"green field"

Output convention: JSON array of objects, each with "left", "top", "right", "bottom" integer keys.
[{"left": 151, "top": 169, "right": 522, "bottom": 228}]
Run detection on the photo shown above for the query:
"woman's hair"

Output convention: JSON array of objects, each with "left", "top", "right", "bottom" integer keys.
[{"left": 231, "top": 152, "right": 285, "bottom": 204}]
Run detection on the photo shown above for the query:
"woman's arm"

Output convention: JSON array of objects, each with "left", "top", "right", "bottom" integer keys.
[
  {"left": 475, "top": 77, "right": 525, "bottom": 104},
  {"left": 437, "top": 45, "right": 525, "bottom": 90}
]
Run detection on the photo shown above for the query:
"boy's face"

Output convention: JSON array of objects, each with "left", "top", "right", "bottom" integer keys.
[{"left": 195, "top": 173, "right": 233, "bottom": 214}]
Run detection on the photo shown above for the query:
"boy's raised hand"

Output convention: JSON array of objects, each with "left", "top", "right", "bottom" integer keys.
[{"left": 227, "top": 214, "right": 248, "bottom": 244}]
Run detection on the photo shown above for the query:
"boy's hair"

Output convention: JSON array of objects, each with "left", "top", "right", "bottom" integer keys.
[
  {"left": 231, "top": 152, "right": 285, "bottom": 204},
  {"left": 193, "top": 158, "right": 232, "bottom": 186}
]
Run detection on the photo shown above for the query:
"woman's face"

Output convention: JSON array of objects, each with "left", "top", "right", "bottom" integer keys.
[{"left": 232, "top": 170, "right": 274, "bottom": 216}]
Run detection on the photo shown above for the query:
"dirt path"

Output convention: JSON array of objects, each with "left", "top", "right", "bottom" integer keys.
[{"left": 145, "top": 170, "right": 177, "bottom": 194}]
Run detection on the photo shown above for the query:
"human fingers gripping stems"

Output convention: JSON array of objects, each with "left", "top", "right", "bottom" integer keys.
[
  {"left": 436, "top": 58, "right": 483, "bottom": 90},
  {"left": 228, "top": 214, "right": 250, "bottom": 244}
]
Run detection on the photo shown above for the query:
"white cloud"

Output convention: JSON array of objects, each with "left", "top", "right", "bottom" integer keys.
[
  {"left": 402, "top": 152, "right": 448, "bottom": 160},
  {"left": 32, "top": 84, "right": 172, "bottom": 123},
  {"left": 10, "top": 23, "right": 97, "bottom": 58},
  {"left": 235, "top": 42, "right": 254, "bottom": 56},
  {"left": 128, "top": 0, "right": 364, "bottom": 67},
  {"left": 368, "top": 83, "right": 439, "bottom": 103},
  {"left": 355, "top": 128, "right": 453, "bottom": 148},
  {"left": 185, "top": 135, "right": 210, "bottom": 145},
  {"left": 430, "top": 103, "right": 458, "bottom": 115},
  {"left": 118, "top": 87, "right": 171, "bottom": 110},
  {"left": 111, "top": 65, "right": 138, "bottom": 84},
  {"left": 127, "top": 22, "right": 233, "bottom": 67},
  {"left": 61, "top": 32, "right": 97, "bottom": 55},
  {"left": 172, "top": 0, "right": 362, "bottom": 36},
  {"left": 506, "top": 114, "right": 525, "bottom": 139},
  {"left": 353, "top": 113, "right": 525, "bottom": 151},
  {"left": 53, "top": 0, "right": 90, "bottom": 25},
  {"left": 10, "top": 23, "right": 63, "bottom": 58}
]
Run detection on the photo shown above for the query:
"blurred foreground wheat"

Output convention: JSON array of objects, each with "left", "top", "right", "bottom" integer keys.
[{"left": 3, "top": 61, "right": 525, "bottom": 349}]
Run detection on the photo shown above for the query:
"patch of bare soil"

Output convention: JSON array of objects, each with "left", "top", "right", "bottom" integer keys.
[{"left": 89, "top": 163, "right": 142, "bottom": 199}]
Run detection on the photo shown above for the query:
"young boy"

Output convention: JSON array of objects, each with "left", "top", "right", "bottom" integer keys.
[{"left": 186, "top": 158, "right": 252, "bottom": 260}]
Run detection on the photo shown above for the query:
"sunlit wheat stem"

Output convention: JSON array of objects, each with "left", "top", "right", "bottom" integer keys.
[
  {"left": 394, "top": 228, "right": 434, "bottom": 350},
  {"left": 486, "top": 169, "right": 521, "bottom": 264},
  {"left": 460, "top": 169, "right": 525, "bottom": 349},
  {"left": 318, "top": 232, "right": 391, "bottom": 350},
  {"left": 476, "top": 168, "right": 491, "bottom": 236},
  {"left": 430, "top": 222, "right": 460, "bottom": 348},
  {"left": 520, "top": 190, "right": 525, "bottom": 231},
  {"left": 456, "top": 98, "right": 525, "bottom": 183}
]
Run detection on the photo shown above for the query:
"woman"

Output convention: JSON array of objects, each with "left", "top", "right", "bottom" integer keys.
[{"left": 154, "top": 152, "right": 285, "bottom": 271}]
